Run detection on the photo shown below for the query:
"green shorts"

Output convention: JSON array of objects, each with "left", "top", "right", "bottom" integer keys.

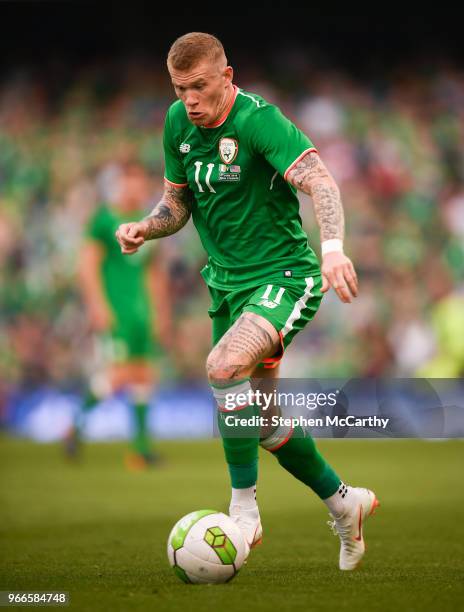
[
  {"left": 207, "top": 275, "right": 323, "bottom": 368},
  {"left": 98, "top": 317, "right": 159, "bottom": 363}
]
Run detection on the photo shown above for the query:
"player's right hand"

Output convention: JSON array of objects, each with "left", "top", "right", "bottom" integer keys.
[{"left": 115, "top": 221, "right": 147, "bottom": 254}]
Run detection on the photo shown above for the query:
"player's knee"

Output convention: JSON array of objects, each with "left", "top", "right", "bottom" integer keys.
[{"left": 206, "top": 350, "right": 251, "bottom": 385}]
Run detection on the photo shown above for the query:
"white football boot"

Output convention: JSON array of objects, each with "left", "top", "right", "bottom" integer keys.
[
  {"left": 327, "top": 487, "right": 379, "bottom": 570},
  {"left": 229, "top": 504, "right": 263, "bottom": 554}
]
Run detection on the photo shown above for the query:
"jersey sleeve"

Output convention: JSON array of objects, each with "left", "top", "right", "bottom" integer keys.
[
  {"left": 163, "top": 109, "right": 188, "bottom": 187},
  {"left": 248, "top": 104, "right": 317, "bottom": 181}
]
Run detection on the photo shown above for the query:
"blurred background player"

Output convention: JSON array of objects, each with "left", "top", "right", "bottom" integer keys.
[{"left": 66, "top": 161, "right": 173, "bottom": 469}]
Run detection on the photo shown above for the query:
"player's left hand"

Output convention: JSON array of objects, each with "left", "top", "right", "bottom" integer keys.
[{"left": 321, "top": 252, "right": 358, "bottom": 303}]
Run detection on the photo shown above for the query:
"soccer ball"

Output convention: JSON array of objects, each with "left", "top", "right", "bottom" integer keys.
[{"left": 167, "top": 509, "right": 248, "bottom": 584}]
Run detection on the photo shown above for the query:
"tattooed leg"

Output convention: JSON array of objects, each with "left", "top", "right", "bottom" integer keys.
[
  {"left": 206, "top": 312, "right": 279, "bottom": 385},
  {"left": 209, "top": 313, "right": 279, "bottom": 497}
]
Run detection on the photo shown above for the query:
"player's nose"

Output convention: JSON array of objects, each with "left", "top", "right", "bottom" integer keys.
[{"left": 184, "top": 92, "right": 199, "bottom": 108}]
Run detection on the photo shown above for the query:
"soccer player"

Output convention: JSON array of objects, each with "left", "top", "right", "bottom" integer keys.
[
  {"left": 115, "top": 33, "right": 379, "bottom": 569},
  {"left": 76, "top": 161, "right": 172, "bottom": 468}
]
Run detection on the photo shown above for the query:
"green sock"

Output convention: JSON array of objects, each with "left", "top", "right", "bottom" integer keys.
[
  {"left": 81, "top": 388, "right": 98, "bottom": 412},
  {"left": 74, "top": 388, "right": 99, "bottom": 434},
  {"left": 132, "top": 402, "right": 151, "bottom": 456},
  {"left": 268, "top": 425, "right": 340, "bottom": 499},
  {"left": 212, "top": 378, "right": 259, "bottom": 489}
]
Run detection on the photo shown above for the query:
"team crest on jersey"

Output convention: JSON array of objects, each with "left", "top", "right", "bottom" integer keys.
[{"left": 219, "top": 138, "right": 238, "bottom": 164}]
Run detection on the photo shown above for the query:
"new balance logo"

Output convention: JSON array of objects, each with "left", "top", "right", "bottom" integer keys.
[
  {"left": 179, "top": 143, "right": 191, "bottom": 153},
  {"left": 258, "top": 299, "right": 280, "bottom": 309}
]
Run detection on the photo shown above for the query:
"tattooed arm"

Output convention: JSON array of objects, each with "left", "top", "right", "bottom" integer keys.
[
  {"left": 115, "top": 181, "right": 193, "bottom": 254},
  {"left": 286, "top": 151, "right": 344, "bottom": 241},
  {"left": 286, "top": 151, "right": 358, "bottom": 303}
]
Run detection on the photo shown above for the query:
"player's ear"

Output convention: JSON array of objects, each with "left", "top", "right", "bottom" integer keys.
[{"left": 223, "top": 65, "right": 233, "bottom": 84}]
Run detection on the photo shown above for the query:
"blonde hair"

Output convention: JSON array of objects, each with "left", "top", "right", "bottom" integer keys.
[{"left": 167, "top": 32, "right": 227, "bottom": 71}]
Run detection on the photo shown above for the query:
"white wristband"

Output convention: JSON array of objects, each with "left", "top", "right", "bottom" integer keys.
[{"left": 321, "top": 239, "right": 343, "bottom": 255}]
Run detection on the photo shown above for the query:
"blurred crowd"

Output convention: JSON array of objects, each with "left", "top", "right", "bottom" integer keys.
[{"left": 1, "top": 55, "right": 464, "bottom": 406}]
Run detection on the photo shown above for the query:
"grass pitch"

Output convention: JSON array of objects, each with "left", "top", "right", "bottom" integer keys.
[{"left": 1, "top": 437, "right": 463, "bottom": 611}]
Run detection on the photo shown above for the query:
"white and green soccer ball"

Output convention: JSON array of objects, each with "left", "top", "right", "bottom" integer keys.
[{"left": 167, "top": 509, "right": 248, "bottom": 584}]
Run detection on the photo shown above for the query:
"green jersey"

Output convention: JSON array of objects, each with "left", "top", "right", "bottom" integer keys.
[
  {"left": 86, "top": 204, "right": 154, "bottom": 325},
  {"left": 163, "top": 86, "right": 320, "bottom": 289}
]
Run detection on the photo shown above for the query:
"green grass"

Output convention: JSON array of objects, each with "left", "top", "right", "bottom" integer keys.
[{"left": 1, "top": 437, "right": 463, "bottom": 611}]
